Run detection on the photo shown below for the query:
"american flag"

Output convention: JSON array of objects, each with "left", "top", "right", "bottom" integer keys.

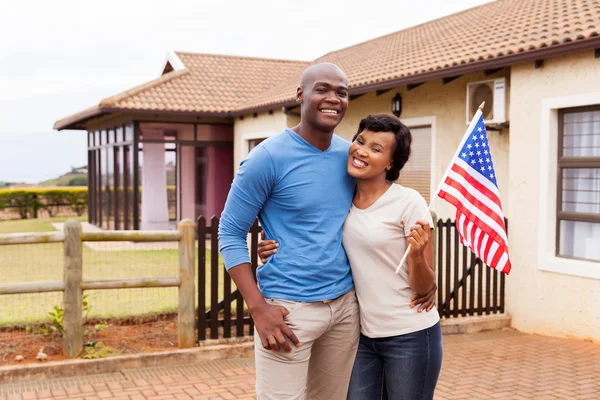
[{"left": 437, "top": 112, "right": 511, "bottom": 274}]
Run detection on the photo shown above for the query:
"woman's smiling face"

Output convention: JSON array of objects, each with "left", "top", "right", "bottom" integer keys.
[{"left": 347, "top": 129, "right": 396, "bottom": 180}]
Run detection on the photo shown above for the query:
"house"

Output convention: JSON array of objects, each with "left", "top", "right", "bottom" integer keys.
[
  {"left": 55, "top": 54, "right": 308, "bottom": 230},
  {"left": 55, "top": 0, "right": 600, "bottom": 341}
]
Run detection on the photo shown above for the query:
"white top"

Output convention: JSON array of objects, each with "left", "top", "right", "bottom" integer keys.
[{"left": 342, "top": 183, "right": 440, "bottom": 338}]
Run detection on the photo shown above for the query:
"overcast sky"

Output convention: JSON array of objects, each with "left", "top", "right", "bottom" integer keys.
[{"left": 0, "top": 0, "right": 492, "bottom": 183}]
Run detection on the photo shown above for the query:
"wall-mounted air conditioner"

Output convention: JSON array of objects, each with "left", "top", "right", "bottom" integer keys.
[{"left": 466, "top": 78, "right": 509, "bottom": 126}]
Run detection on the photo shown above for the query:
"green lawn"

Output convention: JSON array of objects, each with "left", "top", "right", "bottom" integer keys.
[
  {"left": 0, "top": 217, "right": 230, "bottom": 325},
  {"left": 0, "top": 216, "right": 87, "bottom": 233}
]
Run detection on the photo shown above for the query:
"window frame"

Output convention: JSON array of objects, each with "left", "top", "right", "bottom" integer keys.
[
  {"left": 538, "top": 92, "right": 600, "bottom": 280},
  {"left": 556, "top": 106, "right": 600, "bottom": 262}
]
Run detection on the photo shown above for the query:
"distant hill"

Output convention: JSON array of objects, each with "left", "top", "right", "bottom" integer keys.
[
  {"left": 0, "top": 181, "right": 24, "bottom": 189},
  {"left": 39, "top": 166, "right": 88, "bottom": 187}
]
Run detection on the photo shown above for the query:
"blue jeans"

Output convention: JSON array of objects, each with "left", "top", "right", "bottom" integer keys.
[{"left": 347, "top": 322, "right": 443, "bottom": 400}]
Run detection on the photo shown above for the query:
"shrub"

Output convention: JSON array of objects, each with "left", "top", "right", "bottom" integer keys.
[{"left": 0, "top": 188, "right": 88, "bottom": 219}]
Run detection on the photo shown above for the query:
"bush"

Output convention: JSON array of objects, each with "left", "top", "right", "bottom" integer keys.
[
  {"left": 67, "top": 176, "right": 88, "bottom": 186},
  {"left": 0, "top": 188, "right": 88, "bottom": 219}
]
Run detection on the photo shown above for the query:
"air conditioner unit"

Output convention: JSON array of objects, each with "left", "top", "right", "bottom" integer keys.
[{"left": 466, "top": 78, "right": 509, "bottom": 125}]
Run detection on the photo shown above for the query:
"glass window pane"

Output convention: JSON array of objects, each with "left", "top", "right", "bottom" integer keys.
[
  {"left": 116, "top": 126, "right": 124, "bottom": 143},
  {"left": 100, "top": 147, "right": 106, "bottom": 228},
  {"left": 559, "top": 220, "right": 600, "bottom": 262},
  {"left": 114, "top": 147, "right": 123, "bottom": 230},
  {"left": 166, "top": 144, "right": 177, "bottom": 226},
  {"left": 562, "top": 110, "right": 600, "bottom": 157},
  {"left": 106, "top": 145, "right": 114, "bottom": 229},
  {"left": 125, "top": 124, "right": 134, "bottom": 142},
  {"left": 561, "top": 168, "right": 600, "bottom": 214},
  {"left": 248, "top": 138, "right": 265, "bottom": 153}
]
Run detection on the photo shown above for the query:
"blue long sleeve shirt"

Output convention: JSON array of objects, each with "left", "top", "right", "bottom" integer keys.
[{"left": 218, "top": 129, "right": 355, "bottom": 302}]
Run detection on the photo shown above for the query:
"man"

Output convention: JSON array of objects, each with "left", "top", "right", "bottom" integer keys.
[{"left": 219, "top": 63, "right": 434, "bottom": 399}]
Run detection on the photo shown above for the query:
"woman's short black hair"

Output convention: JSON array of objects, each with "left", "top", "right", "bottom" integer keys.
[{"left": 352, "top": 114, "right": 412, "bottom": 181}]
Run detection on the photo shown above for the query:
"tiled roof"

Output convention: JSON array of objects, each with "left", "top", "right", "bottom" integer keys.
[
  {"left": 54, "top": 53, "right": 308, "bottom": 129},
  {"left": 101, "top": 52, "right": 309, "bottom": 113},
  {"left": 238, "top": 0, "right": 600, "bottom": 112}
]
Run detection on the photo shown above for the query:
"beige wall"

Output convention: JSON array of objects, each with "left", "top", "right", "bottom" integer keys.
[{"left": 507, "top": 50, "right": 600, "bottom": 341}]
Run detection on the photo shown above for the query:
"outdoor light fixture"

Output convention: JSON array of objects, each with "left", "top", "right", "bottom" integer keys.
[{"left": 391, "top": 93, "right": 402, "bottom": 117}]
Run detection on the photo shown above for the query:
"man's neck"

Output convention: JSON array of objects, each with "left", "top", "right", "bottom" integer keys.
[{"left": 293, "top": 122, "right": 334, "bottom": 152}]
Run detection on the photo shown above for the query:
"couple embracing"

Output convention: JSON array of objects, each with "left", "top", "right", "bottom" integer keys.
[{"left": 219, "top": 63, "right": 442, "bottom": 400}]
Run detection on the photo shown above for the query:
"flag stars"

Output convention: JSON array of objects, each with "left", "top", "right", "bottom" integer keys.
[
  {"left": 471, "top": 160, "right": 476, "bottom": 165},
  {"left": 482, "top": 142, "right": 487, "bottom": 148},
  {"left": 469, "top": 151, "right": 474, "bottom": 156},
  {"left": 477, "top": 127, "right": 483, "bottom": 132},
  {"left": 488, "top": 165, "right": 492, "bottom": 171},
  {"left": 490, "top": 173, "right": 495, "bottom": 179},
  {"left": 476, "top": 150, "right": 481, "bottom": 156},
  {"left": 480, "top": 134, "right": 484, "bottom": 140},
  {"left": 486, "top": 158, "right": 491, "bottom": 163},
  {"left": 480, "top": 166, "right": 486, "bottom": 172},
  {"left": 478, "top": 158, "right": 484, "bottom": 164},
  {"left": 467, "top": 144, "right": 472, "bottom": 149},
  {"left": 461, "top": 152, "right": 467, "bottom": 158},
  {"left": 472, "top": 135, "right": 478, "bottom": 140},
  {"left": 484, "top": 150, "right": 489, "bottom": 155},
  {"left": 474, "top": 142, "right": 480, "bottom": 148}
]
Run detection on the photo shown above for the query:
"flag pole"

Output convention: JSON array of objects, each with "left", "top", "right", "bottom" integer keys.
[{"left": 395, "top": 102, "right": 486, "bottom": 274}]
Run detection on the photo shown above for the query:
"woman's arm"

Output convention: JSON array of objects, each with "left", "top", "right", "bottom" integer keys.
[{"left": 406, "top": 220, "right": 436, "bottom": 295}]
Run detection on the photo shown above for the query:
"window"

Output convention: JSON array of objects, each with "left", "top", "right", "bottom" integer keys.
[
  {"left": 248, "top": 138, "right": 265, "bottom": 153},
  {"left": 397, "top": 125, "right": 432, "bottom": 203},
  {"left": 557, "top": 107, "right": 600, "bottom": 262}
]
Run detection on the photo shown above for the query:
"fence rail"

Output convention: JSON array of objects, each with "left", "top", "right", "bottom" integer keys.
[{"left": 0, "top": 219, "right": 196, "bottom": 358}]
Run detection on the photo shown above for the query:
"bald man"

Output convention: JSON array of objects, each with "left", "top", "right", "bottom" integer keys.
[{"left": 219, "top": 63, "right": 359, "bottom": 399}]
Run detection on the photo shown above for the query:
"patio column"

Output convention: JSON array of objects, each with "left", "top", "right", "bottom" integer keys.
[{"left": 141, "top": 141, "right": 169, "bottom": 230}]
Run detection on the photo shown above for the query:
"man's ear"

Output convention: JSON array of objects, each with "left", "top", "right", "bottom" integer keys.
[{"left": 296, "top": 87, "right": 303, "bottom": 104}]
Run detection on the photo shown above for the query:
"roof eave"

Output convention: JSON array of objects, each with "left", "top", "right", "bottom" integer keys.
[
  {"left": 234, "top": 35, "right": 600, "bottom": 115},
  {"left": 54, "top": 106, "right": 233, "bottom": 131},
  {"left": 54, "top": 106, "right": 105, "bottom": 131}
]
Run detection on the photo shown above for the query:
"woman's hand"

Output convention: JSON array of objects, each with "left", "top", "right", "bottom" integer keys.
[
  {"left": 258, "top": 230, "right": 279, "bottom": 264},
  {"left": 406, "top": 220, "right": 435, "bottom": 297},
  {"left": 407, "top": 220, "right": 431, "bottom": 260}
]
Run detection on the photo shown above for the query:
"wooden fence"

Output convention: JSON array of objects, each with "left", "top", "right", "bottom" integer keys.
[
  {"left": 0, "top": 219, "right": 196, "bottom": 358},
  {"left": 436, "top": 218, "right": 507, "bottom": 317},
  {"left": 196, "top": 216, "right": 507, "bottom": 341},
  {"left": 196, "top": 217, "right": 261, "bottom": 341}
]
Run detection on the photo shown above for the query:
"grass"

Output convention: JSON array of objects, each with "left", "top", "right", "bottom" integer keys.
[
  {"left": 0, "top": 216, "right": 87, "bottom": 233},
  {"left": 0, "top": 217, "right": 229, "bottom": 325}
]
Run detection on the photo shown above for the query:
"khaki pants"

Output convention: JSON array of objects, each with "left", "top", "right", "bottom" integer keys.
[{"left": 254, "top": 289, "right": 360, "bottom": 400}]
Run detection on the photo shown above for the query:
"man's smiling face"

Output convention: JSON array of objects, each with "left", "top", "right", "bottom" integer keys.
[{"left": 298, "top": 64, "right": 348, "bottom": 132}]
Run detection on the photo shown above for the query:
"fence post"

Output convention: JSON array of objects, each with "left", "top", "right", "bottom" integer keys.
[
  {"left": 63, "top": 219, "right": 83, "bottom": 358},
  {"left": 178, "top": 219, "right": 196, "bottom": 348}
]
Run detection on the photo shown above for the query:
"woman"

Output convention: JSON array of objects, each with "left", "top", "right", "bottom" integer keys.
[{"left": 259, "top": 114, "right": 442, "bottom": 400}]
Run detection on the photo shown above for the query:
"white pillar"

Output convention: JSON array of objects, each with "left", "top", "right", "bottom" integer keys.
[{"left": 141, "top": 143, "right": 169, "bottom": 230}]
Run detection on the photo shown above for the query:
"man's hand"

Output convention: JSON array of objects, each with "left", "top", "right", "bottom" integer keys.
[
  {"left": 258, "top": 230, "right": 279, "bottom": 264},
  {"left": 410, "top": 282, "right": 437, "bottom": 312},
  {"left": 252, "top": 302, "right": 300, "bottom": 352}
]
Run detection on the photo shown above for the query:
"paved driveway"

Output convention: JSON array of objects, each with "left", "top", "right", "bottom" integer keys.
[{"left": 1, "top": 329, "right": 599, "bottom": 400}]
